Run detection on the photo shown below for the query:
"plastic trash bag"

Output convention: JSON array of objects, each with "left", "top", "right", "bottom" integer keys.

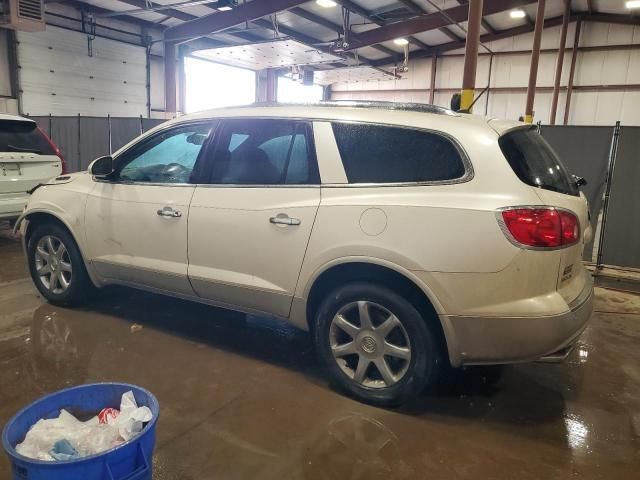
[
  {"left": 15, "top": 390, "right": 152, "bottom": 461},
  {"left": 115, "top": 391, "right": 153, "bottom": 441},
  {"left": 49, "top": 439, "right": 79, "bottom": 461}
]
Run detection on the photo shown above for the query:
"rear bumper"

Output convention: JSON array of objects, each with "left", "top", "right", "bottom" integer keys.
[
  {"left": 0, "top": 193, "right": 28, "bottom": 220},
  {"left": 443, "top": 276, "right": 594, "bottom": 366}
]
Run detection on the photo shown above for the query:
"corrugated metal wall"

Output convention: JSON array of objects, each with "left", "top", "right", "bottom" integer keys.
[
  {"left": 31, "top": 116, "right": 165, "bottom": 172},
  {"left": 17, "top": 26, "right": 147, "bottom": 117},
  {"left": 331, "top": 22, "right": 640, "bottom": 125}
]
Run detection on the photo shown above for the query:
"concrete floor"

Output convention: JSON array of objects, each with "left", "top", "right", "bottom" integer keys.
[{"left": 1, "top": 224, "right": 639, "bottom": 479}]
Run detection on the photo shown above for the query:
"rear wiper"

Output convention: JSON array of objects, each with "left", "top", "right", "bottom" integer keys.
[{"left": 6, "top": 144, "right": 42, "bottom": 154}]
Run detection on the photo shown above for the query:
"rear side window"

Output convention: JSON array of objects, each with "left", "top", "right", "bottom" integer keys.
[
  {"left": 331, "top": 122, "right": 467, "bottom": 184},
  {"left": 208, "top": 119, "right": 319, "bottom": 185},
  {"left": 499, "top": 128, "right": 578, "bottom": 196},
  {"left": 0, "top": 120, "right": 55, "bottom": 155}
]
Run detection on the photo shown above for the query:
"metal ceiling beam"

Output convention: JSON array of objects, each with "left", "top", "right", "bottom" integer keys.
[
  {"left": 193, "top": 2, "right": 386, "bottom": 68},
  {"left": 45, "top": 0, "right": 168, "bottom": 31},
  {"left": 584, "top": 12, "right": 640, "bottom": 26},
  {"left": 117, "top": 0, "right": 265, "bottom": 43},
  {"left": 288, "top": 7, "right": 397, "bottom": 57},
  {"left": 587, "top": 0, "right": 594, "bottom": 14},
  {"left": 164, "top": 0, "right": 308, "bottom": 42},
  {"left": 114, "top": 0, "right": 195, "bottom": 22},
  {"left": 249, "top": 18, "right": 387, "bottom": 72},
  {"left": 397, "top": 0, "right": 464, "bottom": 42},
  {"left": 456, "top": 0, "right": 496, "bottom": 34},
  {"left": 371, "top": 13, "right": 570, "bottom": 66},
  {"left": 334, "top": 0, "right": 431, "bottom": 51},
  {"left": 344, "top": 0, "right": 537, "bottom": 51}
]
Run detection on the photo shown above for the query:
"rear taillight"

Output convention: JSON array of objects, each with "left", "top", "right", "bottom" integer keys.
[
  {"left": 37, "top": 127, "right": 67, "bottom": 174},
  {"left": 498, "top": 207, "right": 580, "bottom": 249}
]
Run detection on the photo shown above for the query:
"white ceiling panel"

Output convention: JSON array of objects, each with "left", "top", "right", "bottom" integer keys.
[
  {"left": 356, "top": 46, "right": 389, "bottom": 60},
  {"left": 313, "top": 65, "right": 397, "bottom": 85},
  {"left": 299, "top": 2, "right": 369, "bottom": 26},
  {"left": 193, "top": 39, "right": 343, "bottom": 70},
  {"left": 412, "top": 29, "right": 457, "bottom": 46}
]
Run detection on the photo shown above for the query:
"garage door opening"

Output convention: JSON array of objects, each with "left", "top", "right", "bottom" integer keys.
[
  {"left": 184, "top": 57, "right": 256, "bottom": 113},
  {"left": 277, "top": 76, "right": 323, "bottom": 103}
]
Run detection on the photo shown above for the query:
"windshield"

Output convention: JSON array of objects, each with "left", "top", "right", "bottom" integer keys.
[{"left": 499, "top": 127, "right": 579, "bottom": 196}]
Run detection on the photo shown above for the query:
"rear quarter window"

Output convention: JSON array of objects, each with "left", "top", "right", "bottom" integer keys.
[
  {"left": 499, "top": 127, "right": 578, "bottom": 196},
  {"left": 331, "top": 122, "right": 467, "bottom": 184},
  {"left": 0, "top": 120, "right": 56, "bottom": 155}
]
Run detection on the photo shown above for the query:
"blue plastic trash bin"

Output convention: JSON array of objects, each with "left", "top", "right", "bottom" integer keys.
[{"left": 2, "top": 383, "right": 159, "bottom": 480}]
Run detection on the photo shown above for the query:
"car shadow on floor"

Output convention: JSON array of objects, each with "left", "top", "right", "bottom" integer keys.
[{"left": 26, "top": 285, "right": 569, "bottom": 426}]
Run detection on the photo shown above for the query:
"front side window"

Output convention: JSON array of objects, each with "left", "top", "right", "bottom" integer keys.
[
  {"left": 331, "top": 122, "right": 467, "bottom": 184},
  {"left": 115, "top": 124, "right": 212, "bottom": 184},
  {"left": 207, "top": 119, "right": 319, "bottom": 185}
]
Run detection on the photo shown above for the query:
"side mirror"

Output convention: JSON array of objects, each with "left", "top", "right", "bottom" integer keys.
[
  {"left": 573, "top": 174, "right": 587, "bottom": 188},
  {"left": 88, "top": 156, "right": 114, "bottom": 178}
]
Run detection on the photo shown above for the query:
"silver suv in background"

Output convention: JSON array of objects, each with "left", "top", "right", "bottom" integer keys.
[{"left": 0, "top": 114, "right": 65, "bottom": 221}]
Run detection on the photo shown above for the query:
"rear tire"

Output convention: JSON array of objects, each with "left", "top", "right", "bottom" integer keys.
[
  {"left": 27, "top": 223, "right": 92, "bottom": 306},
  {"left": 313, "top": 282, "right": 443, "bottom": 407}
]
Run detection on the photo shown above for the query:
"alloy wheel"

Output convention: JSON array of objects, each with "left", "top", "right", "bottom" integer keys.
[
  {"left": 329, "top": 301, "right": 412, "bottom": 389},
  {"left": 34, "top": 235, "right": 73, "bottom": 295}
]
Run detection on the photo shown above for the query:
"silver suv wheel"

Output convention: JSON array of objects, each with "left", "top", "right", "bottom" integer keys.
[
  {"left": 34, "top": 235, "right": 73, "bottom": 294},
  {"left": 329, "top": 301, "right": 411, "bottom": 389}
]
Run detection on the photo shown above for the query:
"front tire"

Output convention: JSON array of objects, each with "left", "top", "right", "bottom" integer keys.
[
  {"left": 314, "top": 282, "right": 442, "bottom": 407},
  {"left": 27, "top": 223, "right": 92, "bottom": 306}
]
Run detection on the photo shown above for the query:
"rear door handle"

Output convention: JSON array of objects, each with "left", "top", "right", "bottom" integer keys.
[
  {"left": 270, "top": 214, "right": 301, "bottom": 226},
  {"left": 157, "top": 206, "right": 182, "bottom": 218}
]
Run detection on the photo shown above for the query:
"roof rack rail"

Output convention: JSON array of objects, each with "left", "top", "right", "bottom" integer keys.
[{"left": 247, "top": 101, "right": 458, "bottom": 116}]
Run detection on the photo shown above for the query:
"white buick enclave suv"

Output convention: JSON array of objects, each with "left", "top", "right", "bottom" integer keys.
[{"left": 15, "top": 102, "right": 593, "bottom": 406}]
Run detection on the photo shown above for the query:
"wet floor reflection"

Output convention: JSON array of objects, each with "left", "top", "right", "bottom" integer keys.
[{"left": 1, "top": 283, "right": 639, "bottom": 479}]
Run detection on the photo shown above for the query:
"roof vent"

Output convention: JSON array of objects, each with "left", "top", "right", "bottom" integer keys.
[{"left": 370, "top": 3, "right": 415, "bottom": 23}]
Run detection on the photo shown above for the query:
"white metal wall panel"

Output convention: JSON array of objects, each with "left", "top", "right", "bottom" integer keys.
[
  {"left": 0, "top": 30, "right": 11, "bottom": 98},
  {"left": 150, "top": 56, "right": 165, "bottom": 112},
  {"left": 17, "top": 26, "right": 146, "bottom": 116},
  {"left": 331, "top": 24, "right": 640, "bottom": 125}
]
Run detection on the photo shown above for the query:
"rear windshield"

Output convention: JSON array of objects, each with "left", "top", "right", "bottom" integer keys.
[
  {"left": 0, "top": 120, "right": 56, "bottom": 155},
  {"left": 499, "top": 127, "right": 578, "bottom": 196}
]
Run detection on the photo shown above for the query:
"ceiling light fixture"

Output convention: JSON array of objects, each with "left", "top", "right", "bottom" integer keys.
[
  {"left": 393, "top": 38, "right": 409, "bottom": 46},
  {"left": 625, "top": 0, "right": 640, "bottom": 9},
  {"left": 316, "top": 0, "right": 337, "bottom": 7},
  {"left": 510, "top": 9, "right": 527, "bottom": 18}
]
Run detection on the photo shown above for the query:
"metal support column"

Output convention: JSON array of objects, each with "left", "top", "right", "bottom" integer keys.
[
  {"left": 524, "top": 0, "right": 546, "bottom": 123},
  {"left": 460, "top": 0, "right": 483, "bottom": 111},
  {"left": 266, "top": 68, "right": 277, "bottom": 103},
  {"left": 429, "top": 55, "right": 437, "bottom": 104},
  {"left": 550, "top": 0, "right": 570, "bottom": 124},
  {"left": 164, "top": 41, "right": 177, "bottom": 115},
  {"left": 563, "top": 19, "right": 581, "bottom": 125},
  {"left": 177, "top": 47, "right": 187, "bottom": 114},
  {"left": 596, "top": 121, "right": 621, "bottom": 270}
]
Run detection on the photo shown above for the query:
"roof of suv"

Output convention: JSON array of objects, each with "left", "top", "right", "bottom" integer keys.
[
  {"left": 179, "top": 101, "right": 520, "bottom": 136},
  {"left": 0, "top": 113, "right": 34, "bottom": 123}
]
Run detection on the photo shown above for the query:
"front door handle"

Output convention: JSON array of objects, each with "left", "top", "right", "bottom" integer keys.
[
  {"left": 270, "top": 214, "right": 301, "bottom": 226},
  {"left": 157, "top": 206, "right": 182, "bottom": 218}
]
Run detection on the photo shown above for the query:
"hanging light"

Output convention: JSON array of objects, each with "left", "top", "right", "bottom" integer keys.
[
  {"left": 510, "top": 9, "right": 527, "bottom": 18},
  {"left": 316, "top": 0, "right": 337, "bottom": 7}
]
